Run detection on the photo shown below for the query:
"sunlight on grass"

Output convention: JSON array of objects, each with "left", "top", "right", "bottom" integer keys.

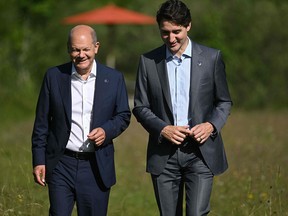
[{"left": 0, "top": 111, "right": 287, "bottom": 215}]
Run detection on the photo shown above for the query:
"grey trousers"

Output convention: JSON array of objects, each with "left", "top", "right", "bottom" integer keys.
[{"left": 151, "top": 143, "right": 214, "bottom": 216}]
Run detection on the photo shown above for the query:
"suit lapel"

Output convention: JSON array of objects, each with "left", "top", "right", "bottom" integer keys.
[
  {"left": 189, "top": 41, "right": 203, "bottom": 117},
  {"left": 57, "top": 63, "right": 72, "bottom": 124},
  {"left": 155, "top": 42, "right": 203, "bottom": 122},
  {"left": 57, "top": 62, "right": 106, "bottom": 128},
  {"left": 155, "top": 46, "right": 173, "bottom": 116},
  {"left": 91, "top": 63, "right": 108, "bottom": 127}
]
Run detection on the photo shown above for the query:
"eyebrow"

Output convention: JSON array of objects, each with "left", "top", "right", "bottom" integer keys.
[{"left": 160, "top": 29, "right": 182, "bottom": 33}]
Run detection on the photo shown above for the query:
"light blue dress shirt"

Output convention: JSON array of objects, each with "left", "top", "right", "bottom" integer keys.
[{"left": 166, "top": 38, "right": 192, "bottom": 126}]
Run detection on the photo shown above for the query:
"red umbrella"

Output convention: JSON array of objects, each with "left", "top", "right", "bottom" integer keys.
[
  {"left": 62, "top": 4, "right": 155, "bottom": 25},
  {"left": 62, "top": 4, "right": 156, "bottom": 67}
]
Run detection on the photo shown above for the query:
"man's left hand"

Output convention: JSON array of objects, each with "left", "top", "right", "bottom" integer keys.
[
  {"left": 189, "top": 122, "right": 214, "bottom": 144},
  {"left": 88, "top": 128, "right": 106, "bottom": 147}
]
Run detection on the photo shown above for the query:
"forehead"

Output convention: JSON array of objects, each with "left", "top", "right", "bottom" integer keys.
[
  {"left": 70, "top": 35, "right": 94, "bottom": 47},
  {"left": 159, "top": 20, "right": 183, "bottom": 31},
  {"left": 71, "top": 33, "right": 92, "bottom": 42}
]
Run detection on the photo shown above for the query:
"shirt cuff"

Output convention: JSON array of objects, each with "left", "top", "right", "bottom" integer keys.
[{"left": 209, "top": 123, "right": 218, "bottom": 139}]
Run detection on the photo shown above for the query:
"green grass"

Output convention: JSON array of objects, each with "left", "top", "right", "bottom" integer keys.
[{"left": 0, "top": 111, "right": 287, "bottom": 215}]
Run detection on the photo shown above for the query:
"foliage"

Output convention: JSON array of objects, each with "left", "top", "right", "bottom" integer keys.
[{"left": 0, "top": 0, "right": 287, "bottom": 124}]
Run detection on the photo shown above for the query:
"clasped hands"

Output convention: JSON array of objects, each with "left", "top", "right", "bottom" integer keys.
[{"left": 161, "top": 122, "right": 214, "bottom": 145}]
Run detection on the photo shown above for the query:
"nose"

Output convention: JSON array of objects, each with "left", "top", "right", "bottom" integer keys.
[
  {"left": 78, "top": 50, "right": 85, "bottom": 58},
  {"left": 168, "top": 33, "right": 176, "bottom": 43}
]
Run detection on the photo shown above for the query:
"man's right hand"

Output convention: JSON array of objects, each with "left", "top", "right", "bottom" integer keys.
[
  {"left": 33, "top": 165, "right": 46, "bottom": 186},
  {"left": 161, "top": 125, "right": 190, "bottom": 145}
]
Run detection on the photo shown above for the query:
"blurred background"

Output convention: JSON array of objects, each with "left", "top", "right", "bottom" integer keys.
[
  {"left": 0, "top": 0, "right": 287, "bottom": 215},
  {"left": 1, "top": 0, "right": 287, "bottom": 123}
]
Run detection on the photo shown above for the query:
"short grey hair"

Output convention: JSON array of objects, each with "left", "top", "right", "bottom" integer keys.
[{"left": 67, "top": 25, "right": 97, "bottom": 52}]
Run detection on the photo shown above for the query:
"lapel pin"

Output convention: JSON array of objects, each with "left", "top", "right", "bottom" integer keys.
[
  {"left": 197, "top": 61, "right": 202, "bottom": 66},
  {"left": 104, "top": 79, "right": 109, "bottom": 83}
]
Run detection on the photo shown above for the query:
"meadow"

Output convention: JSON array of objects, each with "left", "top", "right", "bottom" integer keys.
[{"left": 0, "top": 110, "right": 287, "bottom": 216}]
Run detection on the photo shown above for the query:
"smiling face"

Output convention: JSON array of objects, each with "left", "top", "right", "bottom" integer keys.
[
  {"left": 68, "top": 25, "right": 99, "bottom": 75},
  {"left": 159, "top": 20, "right": 191, "bottom": 57}
]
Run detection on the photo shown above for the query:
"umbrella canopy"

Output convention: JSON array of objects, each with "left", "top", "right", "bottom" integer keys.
[
  {"left": 62, "top": 4, "right": 156, "bottom": 25},
  {"left": 62, "top": 4, "right": 156, "bottom": 68}
]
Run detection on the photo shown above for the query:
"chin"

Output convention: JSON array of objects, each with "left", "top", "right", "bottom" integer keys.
[
  {"left": 76, "top": 63, "right": 88, "bottom": 69},
  {"left": 170, "top": 48, "right": 179, "bottom": 55},
  {"left": 74, "top": 66, "right": 87, "bottom": 73}
]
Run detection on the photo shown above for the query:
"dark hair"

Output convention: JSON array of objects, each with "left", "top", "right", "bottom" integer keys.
[{"left": 156, "top": 0, "right": 191, "bottom": 27}]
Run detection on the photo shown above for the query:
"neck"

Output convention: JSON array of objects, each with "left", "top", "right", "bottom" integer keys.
[
  {"left": 77, "top": 70, "right": 91, "bottom": 80},
  {"left": 175, "top": 37, "right": 189, "bottom": 58}
]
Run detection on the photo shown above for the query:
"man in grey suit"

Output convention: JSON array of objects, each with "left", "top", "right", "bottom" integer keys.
[{"left": 133, "top": 0, "right": 232, "bottom": 215}]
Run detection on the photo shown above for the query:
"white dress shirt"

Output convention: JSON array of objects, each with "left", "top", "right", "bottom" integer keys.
[
  {"left": 66, "top": 60, "right": 97, "bottom": 152},
  {"left": 166, "top": 38, "right": 192, "bottom": 126}
]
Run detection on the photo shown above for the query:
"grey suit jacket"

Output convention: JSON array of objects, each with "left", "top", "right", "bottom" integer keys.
[{"left": 133, "top": 41, "right": 232, "bottom": 176}]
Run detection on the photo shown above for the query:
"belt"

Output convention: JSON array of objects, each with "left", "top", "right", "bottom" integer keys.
[{"left": 64, "top": 149, "right": 94, "bottom": 160}]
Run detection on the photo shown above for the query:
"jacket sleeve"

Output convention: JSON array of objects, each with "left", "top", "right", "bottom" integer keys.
[
  {"left": 31, "top": 72, "right": 51, "bottom": 167},
  {"left": 133, "top": 55, "right": 169, "bottom": 137},
  {"left": 207, "top": 51, "right": 232, "bottom": 133}
]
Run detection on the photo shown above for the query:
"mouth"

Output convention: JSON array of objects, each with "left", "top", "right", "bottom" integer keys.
[
  {"left": 76, "top": 59, "right": 88, "bottom": 64},
  {"left": 169, "top": 41, "right": 178, "bottom": 48}
]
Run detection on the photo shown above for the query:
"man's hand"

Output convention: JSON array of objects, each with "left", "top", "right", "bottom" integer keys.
[
  {"left": 189, "top": 122, "right": 214, "bottom": 144},
  {"left": 161, "top": 125, "right": 190, "bottom": 145},
  {"left": 33, "top": 165, "right": 46, "bottom": 186},
  {"left": 88, "top": 127, "right": 106, "bottom": 147}
]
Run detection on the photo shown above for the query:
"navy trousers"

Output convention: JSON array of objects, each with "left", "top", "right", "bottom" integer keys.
[
  {"left": 151, "top": 142, "right": 214, "bottom": 216},
  {"left": 47, "top": 154, "right": 110, "bottom": 216}
]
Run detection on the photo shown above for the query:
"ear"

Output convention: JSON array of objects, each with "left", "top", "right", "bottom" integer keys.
[
  {"left": 186, "top": 22, "right": 192, "bottom": 32},
  {"left": 94, "top": 42, "right": 100, "bottom": 54}
]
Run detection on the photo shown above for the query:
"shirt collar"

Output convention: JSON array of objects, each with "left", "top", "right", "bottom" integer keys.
[
  {"left": 166, "top": 37, "right": 192, "bottom": 60},
  {"left": 71, "top": 60, "right": 97, "bottom": 78}
]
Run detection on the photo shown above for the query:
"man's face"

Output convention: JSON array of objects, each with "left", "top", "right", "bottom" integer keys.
[
  {"left": 159, "top": 20, "right": 191, "bottom": 57},
  {"left": 69, "top": 33, "right": 99, "bottom": 74}
]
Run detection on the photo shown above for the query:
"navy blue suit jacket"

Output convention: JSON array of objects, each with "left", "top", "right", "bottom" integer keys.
[{"left": 32, "top": 61, "right": 131, "bottom": 188}]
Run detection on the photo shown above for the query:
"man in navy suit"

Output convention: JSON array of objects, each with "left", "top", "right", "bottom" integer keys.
[
  {"left": 133, "top": 0, "right": 232, "bottom": 215},
  {"left": 32, "top": 25, "right": 131, "bottom": 216}
]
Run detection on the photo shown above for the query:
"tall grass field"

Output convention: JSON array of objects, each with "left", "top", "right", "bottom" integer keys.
[{"left": 0, "top": 111, "right": 287, "bottom": 215}]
